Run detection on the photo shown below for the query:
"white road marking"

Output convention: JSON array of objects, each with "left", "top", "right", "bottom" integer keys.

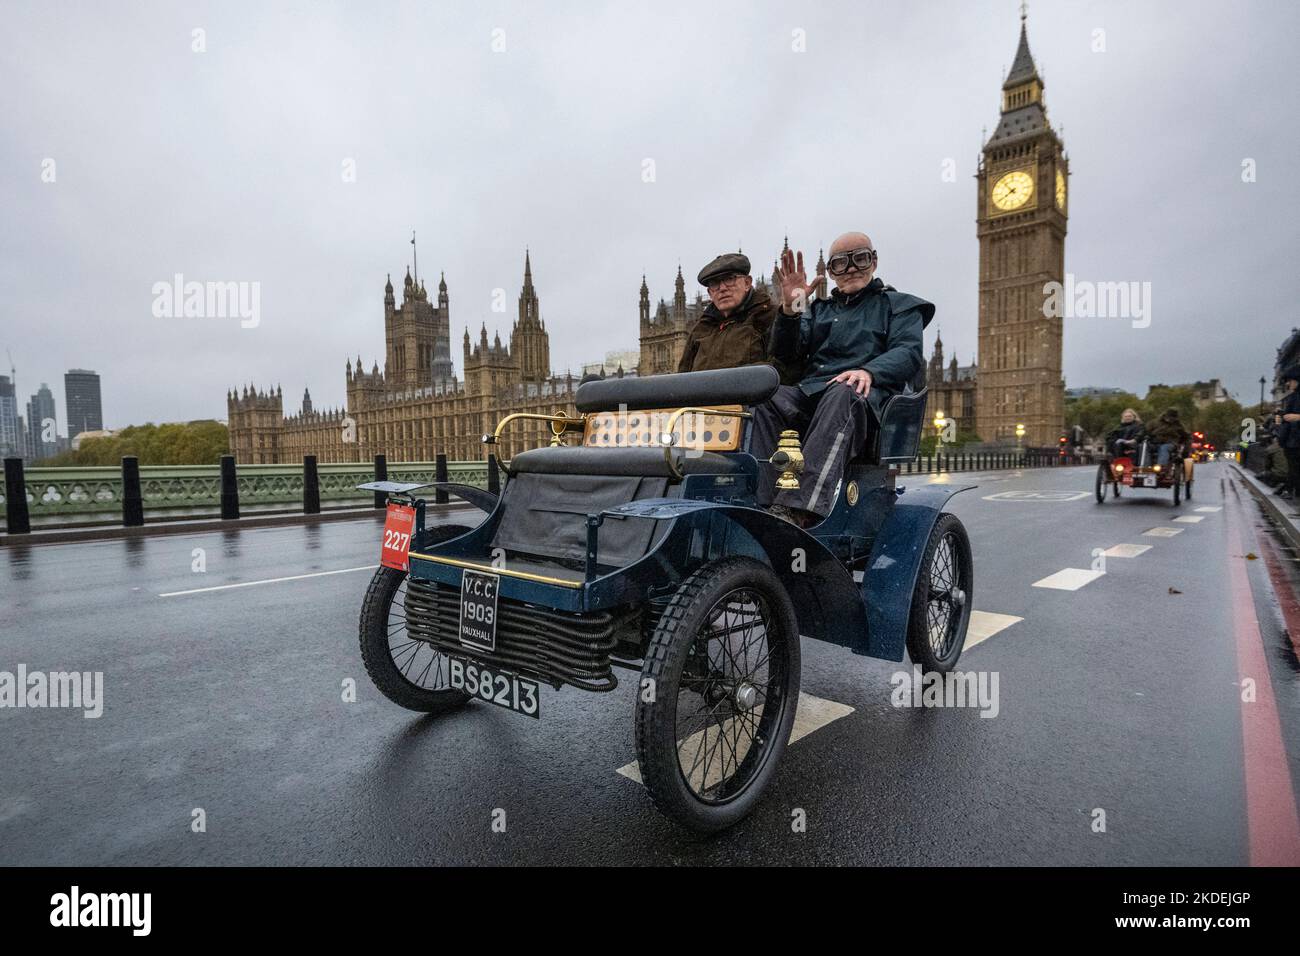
[
  {"left": 1103, "top": 543, "right": 1152, "bottom": 558},
  {"left": 1173, "top": 515, "right": 1205, "bottom": 523},
  {"left": 159, "top": 564, "right": 377, "bottom": 597},
  {"left": 964, "top": 611, "right": 1023, "bottom": 650},
  {"left": 1195, "top": 506, "right": 1222, "bottom": 513},
  {"left": 1033, "top": 568, "right": 1105, "bottom": 590},
  {"left": 616, "top": 691, "right": 853, "bottom": 784},
  {"left": 983, "top": 491, "right": 1091, "bottom": 502},
  {"left": 1143, "top": 527, "right": 1184, "bottom": 537}
]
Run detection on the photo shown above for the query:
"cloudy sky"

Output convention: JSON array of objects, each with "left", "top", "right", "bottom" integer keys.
[{"left": 2, "top": 0, "right": 1297, "bottom": 431}]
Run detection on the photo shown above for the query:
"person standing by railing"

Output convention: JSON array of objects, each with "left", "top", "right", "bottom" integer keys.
[{"left": 1276, "top": 367, "right": 1300, "bottom": 500}]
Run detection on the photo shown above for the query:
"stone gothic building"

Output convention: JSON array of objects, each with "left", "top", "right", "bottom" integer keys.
[
  {"left": 926, "top": 331, "right": 978, "bottom": 440},
  {"left": 227, "top": 251, "right": 579, "bottom": 464}
]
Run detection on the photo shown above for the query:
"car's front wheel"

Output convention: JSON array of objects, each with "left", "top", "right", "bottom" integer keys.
[
  {"left": 906, "top": 513, "right": 973, "bottom": 674},
  {"left": 634, "top": 557, "right": 801, "bottom": 834},
  {"left": 358, "top": 524, "right": 473, "bottom": 713}
]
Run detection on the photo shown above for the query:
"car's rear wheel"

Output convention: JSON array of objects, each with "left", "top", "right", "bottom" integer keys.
[
  {"left": 359, "top": 524, "right": 474, "bottom": 713},
  {"left": 906, "top": 513, "right": 973, "bottom": 674},
  {"left": 635, "top": 557, "right": 800, "bottom": 834}
]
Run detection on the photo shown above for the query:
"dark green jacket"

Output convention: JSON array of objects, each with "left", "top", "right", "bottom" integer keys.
[{"left": 770, "top": 277, "right": 933, "bottom": 419}]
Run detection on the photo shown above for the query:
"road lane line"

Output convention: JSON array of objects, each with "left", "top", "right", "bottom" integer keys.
[
  {"left": 964, "top": 611, "right": 1023, "bottom": 650},
  {"left": 1195, "top": 506, "right": 1222, "bottom": 513},
  {"left": 1173, "top": 515, "right": 1205, "bottom": 524},
  {"left": 1143, "top": 527, "right": 1184, "bottom": 537},
  {"left": 1103, "top": 544, "right": 1152, "bottom": 558},
  {"left": 615, "top": 691, "right": 853, "bottom": 784},
  {"left": 158, "top": 565, "right": 377, "bottom": 597},
  {"left": 1032, "top": 568, "right": 1105, "bottom": 590}
]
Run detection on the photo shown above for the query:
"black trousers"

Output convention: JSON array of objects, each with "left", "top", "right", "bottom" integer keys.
[
  {"left": 748, "top": 382, "right": 873, "bottom": 517},
  {"left": 1285, "top": 447, "right": 1300, "bottom": 495}
]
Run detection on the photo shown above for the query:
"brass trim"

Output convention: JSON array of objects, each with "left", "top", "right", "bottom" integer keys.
[{"left": 408, "top": 552, "right": 584, "bottom": 589}]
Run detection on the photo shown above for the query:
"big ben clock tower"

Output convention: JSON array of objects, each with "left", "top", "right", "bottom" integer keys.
[{"left": 974, "top": 8, "right": 1068, "bottom": 448}]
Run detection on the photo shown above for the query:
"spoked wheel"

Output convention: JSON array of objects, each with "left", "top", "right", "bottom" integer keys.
[
  {"left": 635, "top": 557, "right": 800, "bottom": 834},
  {"left": 1095, "top": 463, "right": 1111, "bottom": 503},
  {"left": 359, "top": 524, "right": 473, "bottom": 713},
  {"left": 1172, "top": 468, "right": 1182, "bottom": 506},
  {"left": 906, "top": 512, "right": 974, "bottom": 674}
]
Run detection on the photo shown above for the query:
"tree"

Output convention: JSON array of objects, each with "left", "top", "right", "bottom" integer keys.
[
  {"left": 1065, "top": 392, "right": 1145, "bottom": 441},
  {"left": 41, "top": 421, "right": 229, "bottom": 466}
]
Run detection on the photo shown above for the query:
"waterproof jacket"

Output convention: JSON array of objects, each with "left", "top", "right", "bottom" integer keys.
[
  {"left": 1280, "top": 390, "right": 1300, "bottom": 448},
  {"left": 1145, "top": 413, "right": 1190, "bottom": 447},
  {"left": 770, "top": 277, "right": 933, "bottom": 420},
  {"left": 677, "top": 287, "right": 778, "bottom": 375}
]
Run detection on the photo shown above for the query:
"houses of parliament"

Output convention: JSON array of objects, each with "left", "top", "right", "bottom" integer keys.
[{"left": 227, "top": 14, "right": 1065, "bottom": 463}]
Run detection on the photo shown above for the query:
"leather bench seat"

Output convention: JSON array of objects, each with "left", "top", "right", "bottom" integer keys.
[{"left": 575, "top": 365, "right": 779, "bottom": 413}]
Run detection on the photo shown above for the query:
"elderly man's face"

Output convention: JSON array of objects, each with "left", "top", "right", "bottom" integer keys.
[
  {"left": 1121, "top": 410, "right": 1135, "bottom": 423},
  {"left": 706, "top": 273, "right": 752, "bottom": 315},
  {"left": 827, "top": 232, "right": 876, "bottom": 295}
]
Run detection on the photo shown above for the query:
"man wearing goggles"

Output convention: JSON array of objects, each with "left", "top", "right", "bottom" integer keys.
[
  {"left": 677, "top": 252, "right": 779, "bottom": 374},
  {"left": 749, "top": 231, "right": 934, "bottom": 526}
]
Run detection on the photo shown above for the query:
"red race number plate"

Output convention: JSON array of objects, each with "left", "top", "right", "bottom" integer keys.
[{"left": 380, "top": 503, "right": 416, "bottom": 570}]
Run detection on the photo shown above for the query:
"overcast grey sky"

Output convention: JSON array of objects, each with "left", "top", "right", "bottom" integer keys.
[{"left": 2, "top": 0, "right": 1297, "bottom": 431}]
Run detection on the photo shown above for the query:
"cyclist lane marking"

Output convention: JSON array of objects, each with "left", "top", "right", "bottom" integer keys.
[{"left": 1224, "top": 482, "right": 1300, "bottom": 865}]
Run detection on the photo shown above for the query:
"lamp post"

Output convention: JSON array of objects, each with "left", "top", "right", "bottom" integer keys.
[
  {"left": 1260, "top": 375, "right": 1266, "bottom": 410},
  {"left": 1015, "top": 423, "right": 1025, "bottom": 453}
]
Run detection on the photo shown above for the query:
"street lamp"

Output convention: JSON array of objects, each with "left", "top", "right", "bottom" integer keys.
[
  {"left": 1261, "top": 375, "right": 1267, "bottom": 410},
  {"left": 1015, "top": 423, "right": 1025, "bottom": 449}
]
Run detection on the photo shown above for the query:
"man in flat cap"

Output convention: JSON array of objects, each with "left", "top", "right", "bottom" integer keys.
[
  {"left": 677, "top": 252, "right": 780, "bottom": 374},
  {"left": 749, "top": 232, "right": 934, "bottom": 526}
]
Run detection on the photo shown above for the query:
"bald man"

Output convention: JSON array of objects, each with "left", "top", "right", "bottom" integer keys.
[{"left": 749, "top": 232, "right": 934, "bottom": 525}]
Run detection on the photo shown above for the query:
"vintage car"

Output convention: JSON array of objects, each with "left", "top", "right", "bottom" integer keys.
[
  {"left": 356, "top": 366, "right": 974, "bottom": 833},
  {"left": 1096, "top": 438, "right": 1192, "bottom": 505}
]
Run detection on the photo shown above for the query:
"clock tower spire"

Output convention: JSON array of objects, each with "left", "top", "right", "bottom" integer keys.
[{"left": 974, "top": 8, "right": 1069, "bottom": 449}]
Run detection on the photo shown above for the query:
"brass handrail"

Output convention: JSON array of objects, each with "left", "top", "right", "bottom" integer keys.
[
  {"left": 483, "top": 411, "right": 586, "bottom": 448},
  {"left": 658, "top": 406, "right": 752, "bottom": 479}
]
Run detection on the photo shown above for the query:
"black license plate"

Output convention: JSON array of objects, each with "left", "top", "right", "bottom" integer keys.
[
  {"left": 459, "top": 569, "right": 499, "bottom": 651},
  {"left": 448, "top": 656, "right": 540, "bottom": 719}
]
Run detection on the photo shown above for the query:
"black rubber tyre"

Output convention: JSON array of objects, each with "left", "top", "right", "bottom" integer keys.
[
  {"left": 1172, "top": 468, "right": 1182, "bottom": 506},
  {"left": 906, "top": 512, "right": 974, "bottom": 674},
  {"left": 359, "top": 524, "right": 474, "bottom": 713},
  {"left": 634, "top": 557, "right": 801, "bottom": 834},
  {"left": 1095, "top": 464, "right": 1110, "bottom": 503}
]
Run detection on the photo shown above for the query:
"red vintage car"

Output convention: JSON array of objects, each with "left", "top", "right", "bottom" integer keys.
[{"left": 1096, "top": 439, "right": 1192, "bottom": 505}]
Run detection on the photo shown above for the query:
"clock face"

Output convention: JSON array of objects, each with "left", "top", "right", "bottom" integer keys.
[
  {"left": 991, "top": 169, "right": 1034, "bottom": 211},
  {"left": 1055, "top": 169, "right": 1066, "bottom": 209}
]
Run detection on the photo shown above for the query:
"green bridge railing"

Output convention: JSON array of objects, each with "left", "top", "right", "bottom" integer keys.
[
  {"left": 1, "top": 459, "right": 489, "bottom": 531},
  {"left": 2, "top": 450, "right": 1091, "bottom": 534}
]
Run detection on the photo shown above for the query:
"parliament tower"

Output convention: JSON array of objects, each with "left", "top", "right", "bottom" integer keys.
[{"left": 974, "top": 9, "right": 1069, "bottom": 447}]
